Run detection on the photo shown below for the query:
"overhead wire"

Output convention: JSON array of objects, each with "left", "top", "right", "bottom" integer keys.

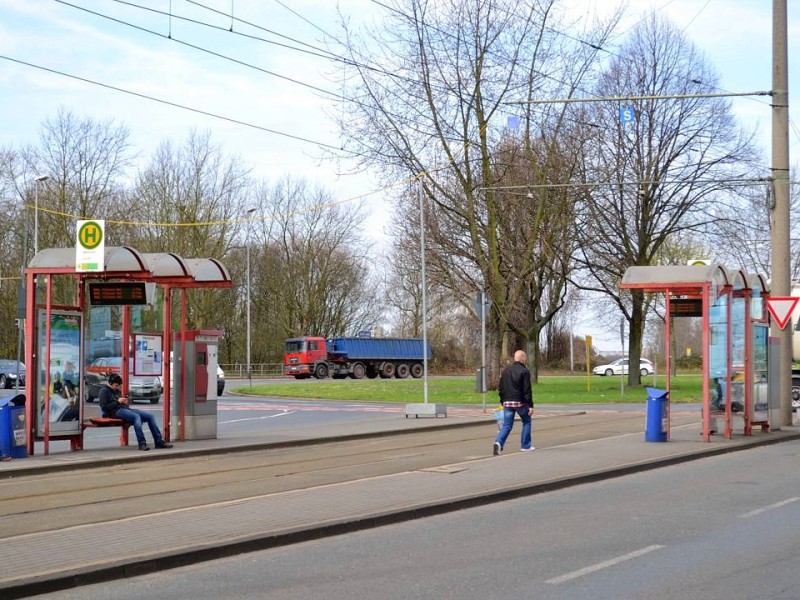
[{"left": 0, "top": 54, "right": 342, "bottom": 150}]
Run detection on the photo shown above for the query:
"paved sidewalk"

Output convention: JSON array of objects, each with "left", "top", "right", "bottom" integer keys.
[{"left": 1, "top": 409, "right": 799, "bottom": 599}]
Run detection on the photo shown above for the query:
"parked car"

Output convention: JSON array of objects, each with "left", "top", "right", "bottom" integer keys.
[
  {"left": 592, "top": 358, "right": 654, "bottom": 377},
  {"left": 0, "top": 359, "right": 26, "bottom": 389},
  {"left": 84, "top": 357, "right": 163, "bottom": 404}
]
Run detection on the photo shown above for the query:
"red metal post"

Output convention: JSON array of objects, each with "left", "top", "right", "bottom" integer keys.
[
  {"left": 665, "top": 292, "right": 672, "bottom": 440},
  {"left": 43, "top": 276, "right": 52, "bottom": 455},
  {"left": 163, "top": 285, "right": 172, "bottom": 442},
  {"left": 702, "top": 284, "right": 711, "bottom": 442},
  {"left": 24, "top": 271, "right": 36, "bottom": 455}
]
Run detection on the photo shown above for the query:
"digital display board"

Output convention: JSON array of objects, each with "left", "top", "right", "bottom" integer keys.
[
  {"left": 669, "top": 298, "right": 703, "bottom": 317},
  {"left": 88, "top": 282, "right": 148, "bottom": 306}
]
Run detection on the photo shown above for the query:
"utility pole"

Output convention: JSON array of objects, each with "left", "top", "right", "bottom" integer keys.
[{"left": 772, "top": 0, "right": 791, "bottom": 426}]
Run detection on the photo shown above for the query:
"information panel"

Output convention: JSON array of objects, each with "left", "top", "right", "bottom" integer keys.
[{"left": 88, "top": 282, "right": 148, "bottom": 306}]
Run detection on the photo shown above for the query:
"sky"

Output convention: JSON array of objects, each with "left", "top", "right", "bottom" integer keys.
[{"left": 1, "top": 0, "right": 798, "bottom": 351}]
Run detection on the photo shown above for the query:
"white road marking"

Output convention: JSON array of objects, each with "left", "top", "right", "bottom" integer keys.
[
  {"left": 546, "top": 545, "right": 665, "bottom": 584},
  {"left": 220, "top": 411, "right": 296, "bottom": 424},
  {"left": 738, "top": 497, "right": 799, "bottom": 519}
]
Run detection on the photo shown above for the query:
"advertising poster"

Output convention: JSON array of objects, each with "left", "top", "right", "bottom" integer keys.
[{"left": 36, "top": 310, "right": 82, "bottom": 436}]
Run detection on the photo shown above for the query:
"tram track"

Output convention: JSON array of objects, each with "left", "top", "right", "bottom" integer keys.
[{"left": 0, "top": 411, "right": 694, "bottom": 539}]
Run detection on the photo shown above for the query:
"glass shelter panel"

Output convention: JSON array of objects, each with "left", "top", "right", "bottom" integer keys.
[
  {"left": 709, "top": 295, "right": 728, "bottom": 410},
  {"left": 752, "top": 324, "right": 769, "bottom": 421},
  {"left": 731, "top": 296, "right": 746, "bottom": 412}
]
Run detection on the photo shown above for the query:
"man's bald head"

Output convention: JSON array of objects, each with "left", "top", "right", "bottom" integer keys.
[{"left": 514, "top": 350, "right": 527, "bottom": 363}]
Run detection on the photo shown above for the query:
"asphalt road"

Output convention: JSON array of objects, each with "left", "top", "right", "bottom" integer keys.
[{"left": 28, "top": 438, "right": 800, "bottom": 600}]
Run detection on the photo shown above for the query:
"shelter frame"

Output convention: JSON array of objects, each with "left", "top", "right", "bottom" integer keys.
[
  {"left": 23, "top": 247, "right": 232, "bottom": 455},
  {"left": 621, "top": 264, "right": 769, "bottom": 442}
]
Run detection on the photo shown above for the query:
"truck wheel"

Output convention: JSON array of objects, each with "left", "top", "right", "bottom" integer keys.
[
  {"left": 314, "top": 364, "right": 329, "bottom": 379},
  {"left": 395, "top": 363, "right": 410, "bottom": 379},
  {"left": 792, "top": 379, "right": 800, "bottom": 410},
  {"left": 380, "top": 362, "right": 395, "bottom": 378},
  {"left": 351, "top": 363, "right": 366, "bottom": 379},
  {"left": 410, "top": 363, "right": 423, "bottom": 378}
]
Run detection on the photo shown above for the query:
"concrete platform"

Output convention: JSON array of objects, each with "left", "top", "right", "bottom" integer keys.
[{"left": 1, "top": 406, "right": 798, "bottom": 599}]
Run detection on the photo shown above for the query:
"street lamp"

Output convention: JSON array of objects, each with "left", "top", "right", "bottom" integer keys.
[
  {"left": 33, "top": 175, "right": 49, "bottom": 255},
  {"left": 245, "top": 207, "right": 257, "bottom": 388}
]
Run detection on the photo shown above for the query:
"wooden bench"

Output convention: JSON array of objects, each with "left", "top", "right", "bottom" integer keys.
[{"left": 84, "top": 417, "right": 131, "bottom": 447}]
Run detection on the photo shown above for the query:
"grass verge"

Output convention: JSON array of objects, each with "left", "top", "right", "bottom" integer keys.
[{"left": 232, "top": 374, "right": 705, "bottom": 405}]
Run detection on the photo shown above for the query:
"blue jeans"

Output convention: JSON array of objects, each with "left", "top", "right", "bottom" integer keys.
[
  {"left": 495, "top": 405, "right": 532, "bottom": 451},
  {"left": 113, "top": 407, "right": 165, "bottom": 446}
]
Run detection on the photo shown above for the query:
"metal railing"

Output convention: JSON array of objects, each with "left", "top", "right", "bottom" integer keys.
[{"left": 220, "top": 363, "right": 284, "bottom": 379}]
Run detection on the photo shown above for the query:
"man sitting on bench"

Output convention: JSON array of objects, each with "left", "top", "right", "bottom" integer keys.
[{"left": 99, "top": 374, "right": 173, "bottom": 451}]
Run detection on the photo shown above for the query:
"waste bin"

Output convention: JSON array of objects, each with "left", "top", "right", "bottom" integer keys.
[
  {"left": 645, "top": 387, "right": 669, "bottom": 442},
  {"left": 0, "top": 394, "right": 27, "bottom": 458}
]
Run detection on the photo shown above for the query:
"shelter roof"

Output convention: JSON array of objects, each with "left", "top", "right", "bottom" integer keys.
[
  {"left": 29, "top": 246, "right": 149, "bottom": 275},
  {"left": 27, "top": 247, "right": 231, "bottom": 288},
  {"left": 141, "top": 253, "right": 190, "bottom": 278},
  {"left": 620, "top": 264, "right": 769, "bottom": 296},
  {"left": 620, "top": 264, "right": 733, "bottom": 297},
  {"left": 182, "top": 258, "right": 231, "bottom": 286}
]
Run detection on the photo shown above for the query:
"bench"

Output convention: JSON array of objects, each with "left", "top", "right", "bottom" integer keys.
[{"left": 84, "top": 417, "right": 131, "bottom": 447}]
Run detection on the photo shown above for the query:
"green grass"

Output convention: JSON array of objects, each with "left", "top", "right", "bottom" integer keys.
[{"left": 232, "top": 374, "right": 705, "bottom": 405}]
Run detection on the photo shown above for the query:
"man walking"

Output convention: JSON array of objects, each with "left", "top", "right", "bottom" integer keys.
[{"left": 493, "top": 350, "right": 534, "bottom": 455}]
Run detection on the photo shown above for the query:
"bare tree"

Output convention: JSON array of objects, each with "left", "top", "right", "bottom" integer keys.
[
  {"left": 249, "top": 177, "right": 382, "bottom": 360},
  {"left": 333, "top": 0, "right": 619, "bottom": 381},
  {"left": 575, "top": 13, "right": 758, "bottom": 387},
  {"left": 709, "top": 171, "right": 800, "bottom": 279},
  {"left": 31, "top": 107, "right": 133, "bottom": 249},
  {"left": 126, "top": 130, "right": 252, "bottom": 334}
]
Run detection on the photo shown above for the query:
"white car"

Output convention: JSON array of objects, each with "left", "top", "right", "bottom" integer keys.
[{"left": 593, "top": 358, "right": 654, "bottom": 377}]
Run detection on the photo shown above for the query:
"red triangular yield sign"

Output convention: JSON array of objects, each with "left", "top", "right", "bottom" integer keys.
[{"left": 766, "top": 296, "right": 800, "bottom": 329}]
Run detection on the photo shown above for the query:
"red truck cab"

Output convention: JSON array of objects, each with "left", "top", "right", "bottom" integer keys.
[{"left": 284, "top": 336, "right": 328, "bottom": 379}]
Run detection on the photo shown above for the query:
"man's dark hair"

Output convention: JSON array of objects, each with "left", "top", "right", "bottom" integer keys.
[{"left": 108, "top": 374, "right": 123, "bottom": 385}]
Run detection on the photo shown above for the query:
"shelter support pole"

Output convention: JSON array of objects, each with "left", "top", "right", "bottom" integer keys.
[
  {"left": 744, "top": 291, "right": 753, "bottom": 436},
  {"left": 702, "top": 285, "right": 711, "bottom": 442},
  {"left": 725, "top": 286, "right": 733, "bottom": 439},
  {"left": 163, "top": 286, "right": 172, "bottom": 442},
  {"left": 24, "top": 271, "right": 36, "bottom": 455},
  {"left": 179, "top": 289, "right": 188, "bottom": 442},
  {"left": 43, "top": 276, "right": 52, "bottom": 455},
  {"left": 665, "top": 294, "right": 672, "bottom": 440},
  {"left": 122, "top": 306, "right": 131, "bottom": 398}
]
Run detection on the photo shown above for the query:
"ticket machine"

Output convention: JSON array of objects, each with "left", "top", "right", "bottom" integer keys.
[{"left": 170, "top": 330, "right": 222, "bottom": 440}]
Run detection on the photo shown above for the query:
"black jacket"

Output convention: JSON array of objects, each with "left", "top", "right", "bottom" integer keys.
[
  {"left": 498, "top": 361, "right": 533, "bottom": 407},
  {"left": 99, "top": 384, "right": 123, "bottom": 416}
]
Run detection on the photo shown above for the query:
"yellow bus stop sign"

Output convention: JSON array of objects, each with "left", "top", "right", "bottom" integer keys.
[{"left": 76, "top": 219, "right": 105, "bottom": 272}]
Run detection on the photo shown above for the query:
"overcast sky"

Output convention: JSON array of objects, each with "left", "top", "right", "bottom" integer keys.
[{"left": 1, "top": 0, "right": 797, "bottom": 349}]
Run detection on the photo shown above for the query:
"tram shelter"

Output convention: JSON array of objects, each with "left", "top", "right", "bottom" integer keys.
[
  {"left": 23, "top": 246, "right": 232, "bottom": 455},
  {"left": 621, "top": 264, "right": 770, "bottom": 442}
]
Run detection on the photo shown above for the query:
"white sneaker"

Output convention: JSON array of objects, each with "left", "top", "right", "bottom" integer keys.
[
  {"left": 493, "top": 442, "right": 501, "bottom": 456},
  {"left": 521, "top": 447, "right": 535, "bottom": 452}
]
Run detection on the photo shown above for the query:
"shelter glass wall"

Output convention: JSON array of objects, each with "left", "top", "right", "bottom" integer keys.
[{"left": 709, "top": 293, "right": 728, "bottom": 409}]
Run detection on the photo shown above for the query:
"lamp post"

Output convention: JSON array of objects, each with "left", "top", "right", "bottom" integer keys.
[
  {"left": 245, "top": 207, "right": 256, "bottom": 388},
  {"left": 33, "top": 175, "right": 49, "bottom": 256}
]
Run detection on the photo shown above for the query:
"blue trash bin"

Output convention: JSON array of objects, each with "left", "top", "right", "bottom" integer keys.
[
  {"left": 0, "top": 394, "right": 27, "bottom": 459},
  {"left": 645, "top": 387, "right": 668, "bottom": 443}
]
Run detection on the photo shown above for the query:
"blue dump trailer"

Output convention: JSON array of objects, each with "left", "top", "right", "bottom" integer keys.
[{"left": 284, "top": 336, "right": 431, "bottom": 380}]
